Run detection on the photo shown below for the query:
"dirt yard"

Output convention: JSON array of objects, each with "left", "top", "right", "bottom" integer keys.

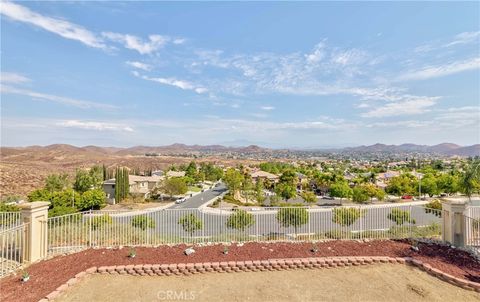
[{"left": 56, "top": 264, "right": 480, "bottom": 302}]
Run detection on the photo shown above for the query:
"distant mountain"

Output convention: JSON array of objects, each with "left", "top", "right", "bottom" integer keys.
[
  {"left": 1, "top": 142, "right": 479, "bottom": 158},
  {"left": 342, "top": 143, "right": 479, "bottom": 157}
]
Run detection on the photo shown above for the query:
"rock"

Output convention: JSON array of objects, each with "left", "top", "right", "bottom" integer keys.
[
  {"left": 411, "top": 246, "right": 419, "bottom": 252},
  {"left": 237, "top": 243, "right": 244, "bottom": 247},
  {"left": 184, "top": 247, "right": 195, "bottom": 256}
]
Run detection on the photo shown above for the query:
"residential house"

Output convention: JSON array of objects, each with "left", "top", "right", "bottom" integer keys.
[
  {"left": 103, "top": 175, "right": 164, "bottom": 203},
  {"left": 166, "top": 170, "right": 186, "bottom": 178},
  {"left": 250, "top": 170, "right": 279, "bottom": 183}
]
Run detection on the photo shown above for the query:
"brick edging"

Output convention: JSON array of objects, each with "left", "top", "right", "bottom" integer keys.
[{"left": 39, "top": 256, "right": 480, "bottom": 301}]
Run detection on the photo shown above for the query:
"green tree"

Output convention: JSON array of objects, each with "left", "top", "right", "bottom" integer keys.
[
  {"left": 301, "top": 191, "right": 317, "bottom": 204},
  {"left": 223, "top": 168, "right": 244, "bottom": 196},
  {"left": 329, "top": 182, "right": 352, "bottom": 200},
  {"left": 28, "top": 188, "right": 52, "bottom": 202},
  {"left": 48, "top": 206, "right": 78, "bottom": 218},
  {"left": 275, "top": 183, "right": 297, "bottom": 200},
  {"left": 362, "top": 183, "right": 385, "bottom": 202},
  {"left": 387, "top": 208, "right": 416, "bottom": 225},
  {"left": 114, "top": 167, "right": 130, "bottom": 202},
  {"left": 162, "top": 177, "right": 188, "bottom": 197},
  {"left": 385, "top": 174, "right": 418, "bottom": 196},
  {"left": 51, "top": 189, "right": 80, "bottom": 209},
  {"left": 241, "top": 174, "right": 254, "bottom": 203},
  {"left": 226, "top": 209, "right": 255, "bottom": 232},
  {"left": 45, "top": 173, "right": 70, "bottom": 193},
  {"left": 178, "top": 214, "right": 203, "bottom": 237},
  {"left": 74, "top": 166, "right": 103, "bottom": 194},
  {"left": 332, "top": 207, "right": 364, "bottom": 227},
  {"left": 420, "top": 174, "right": 439, "bottom": 197},
  {"left": 352, "top": 187, "right": 369, "bottom": 203},
  {"left": 185, "top": 161, "right": 197, "bottom": 179},
  {"left": 436, "top": 173, "right": 460, "bottom": 195},
  {"left": 279, "top": 170, "right": 297, "bottom": 186},
  {"left": 461, "top": 159, "right": 480, "bottom": 201},
  {"left": 254, "top": 179, "right": 265, "bottom": 204},
  {"left": 276, "top": 207, "right": 309, "bottom": 235},
  {"left": 77, "top": 189, "right": 106, "bottom": 210},
  {"left": 132, "top": 215, "right": 156, "bottom": 230}
]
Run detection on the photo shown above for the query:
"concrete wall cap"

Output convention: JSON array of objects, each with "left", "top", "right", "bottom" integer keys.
[{"left": 19, "top": 201, "right": 51, "bottom": 210}]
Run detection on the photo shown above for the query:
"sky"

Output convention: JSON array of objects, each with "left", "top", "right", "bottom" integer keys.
[{"left": 1, "top": 1, "right": 479, "bottom": 148}]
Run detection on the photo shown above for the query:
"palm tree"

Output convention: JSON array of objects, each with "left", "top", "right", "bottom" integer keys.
[{"left": 461, "top": 159, "right": 480, "bottom": 202}]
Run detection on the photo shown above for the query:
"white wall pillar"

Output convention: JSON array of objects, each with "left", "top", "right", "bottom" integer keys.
[
  {"left": 442, "top": 200, "right": 467, "bottom": 247},
  {"left": 19, "top": 202, "right": 50, "bottom": 263}
]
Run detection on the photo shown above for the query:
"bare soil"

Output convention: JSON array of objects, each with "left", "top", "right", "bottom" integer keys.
[
  {"left": 56, "top": 264, "right": 480, "bottom": 302},
  {"left": 0, "top": 240, "right": 479, "bottom": 302}
]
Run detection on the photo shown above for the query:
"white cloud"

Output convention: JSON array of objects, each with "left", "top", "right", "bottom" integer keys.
[
  {"left": 0, "top": 85, "right": 118, "bottom": 110},
  {"left": 361, "top": 97, "right": 439, "bottom": 118},
  {"left": 125, "top": 61, "right": 152, "bottom": 71},
  {"left": 56, "top": 120, "right": 133, "bottom": 132},
  {"left": 133, "top": 73, "right": 208, "bottom": 94},
  {"left": 173, "top": 38, "right": 186, "bottom": 45},
  {"left": 102, "top": 32, "right": 169, "bottom": 54},
  {"left": 260, "top": 106, "right": 275, "bottom": 111},
  {"left": 444, "top": 31, "right": 480, "bottom": 47},
  {"left": 1, "top": 1, "right": 105, "bottom": 49},
  {"left": 398, "top": 57, "right": 480, "bottom": 81},
  {"left": 305, "top": 42, "right": 326, "bottom": 63},
  {"left": 1, "top": 72, "right": 30, "bottom": 84}
]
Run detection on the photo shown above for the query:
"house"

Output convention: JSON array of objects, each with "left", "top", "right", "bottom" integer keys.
[
  {"left": 103, "top": 175, "right": 164, "bottom": 203},
  {"left": 151, "top": 170, "right": 164, "bottom": 176},
  {"left": 250, "top": 170, "right": 279, "bottom": 183},
  {"left": 377, "top": 171, "right": 401, "bottom": 181},
  {"left": 166, "top": 170, "right": 186, "bottom": 178}
]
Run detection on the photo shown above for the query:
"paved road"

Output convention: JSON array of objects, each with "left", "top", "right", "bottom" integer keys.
[
  {"left": 98, "top": 202, "right": 441, "bottom": 242},
  {"left": 168, "top": 183, "right": 228, "bottom": 209}
]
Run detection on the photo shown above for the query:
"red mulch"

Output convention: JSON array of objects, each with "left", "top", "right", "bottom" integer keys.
[{"left": 0, "top": 240, "right": 479, "bottom": 302}]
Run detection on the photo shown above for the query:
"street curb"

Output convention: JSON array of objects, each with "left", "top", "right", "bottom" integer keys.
[{"left": 41, "top": 256, "right": 480, "bottom": 301}]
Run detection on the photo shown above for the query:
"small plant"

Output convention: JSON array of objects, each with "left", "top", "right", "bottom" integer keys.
[
  {"left": 128, "top": 247, "right": 136, "bottom": 258},
  {"left": 223, "top": 246, "right": 229, "bottom": 255},
  {"left": 311, "top": 243, "right": 319, "bottom": 253},
  {"left": 21, "top": 270, "right": 30, "bottom": 282}
]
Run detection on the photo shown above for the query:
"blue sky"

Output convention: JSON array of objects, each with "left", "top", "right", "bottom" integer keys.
[{"left": 1, "top": 1, "right": 479, "bottom": 148}]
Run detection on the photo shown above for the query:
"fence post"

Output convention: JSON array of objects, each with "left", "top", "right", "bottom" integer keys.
[
  {"left": 442, "top": 199, "right": 467, "bottom": 247},
  {"left": 19, "top": 201, "right": 50, "bottom": 263},
  {"left": 88, "top": 210, "right": 92, "bottom": 248}
]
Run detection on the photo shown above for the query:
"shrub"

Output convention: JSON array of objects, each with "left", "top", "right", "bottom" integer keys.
[
  {"left": 178, "top": 214, "right": 203, "bottom": 236},
  {"left": 332, "top": 207, "right": 364, "bottom": 227},
  {"left": 276, "top": 207, "right": 309, "bottom": 235},
  {"left": 91, "top": 214, "right": 113, "bottom": 230},
  {"left": 226, "top": 209, "right": 255, "bottom": 232},
  {"left": 424, "top": 199, "right": 442, "bottom": 217},
  {"left": 131, "top": 215, "right": 156, "bottom": 230},
  {"left": 48, "top": 206, "right": 79, "bottom": 218},
  {"left": 77, "top": 189, "right": 106, "bottom": 211},
  {"left": 387, "top": 208, "right": 416, "bottom": 225}
]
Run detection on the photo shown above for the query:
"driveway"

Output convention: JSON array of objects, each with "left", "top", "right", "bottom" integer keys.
[{"left": 168, "top": 183, "right": 227, "bottom": 209}]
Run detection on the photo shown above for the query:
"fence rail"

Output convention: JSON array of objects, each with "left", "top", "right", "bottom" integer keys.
[
  {"left": 0, "top": 223, "right": 28, "bottom": 277},
  {"left": 465, "top": 214, "right": 480, "bottom": 250},
  {"left": 44, "top": 204, "right": 442, "bottom": 255},
  {"left": 0, "top": 212, "right": 22, "bottom": 230}
]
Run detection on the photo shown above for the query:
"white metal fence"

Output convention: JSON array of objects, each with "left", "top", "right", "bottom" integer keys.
[
  {"left": 0, "top": 212, "right": 22, "bottom": 230},
  {"left": 0, "top": 223, "right": 28, "bottom": 277},
  {"left": 45, "top": 204, "right": 442, "bottom": 256}
]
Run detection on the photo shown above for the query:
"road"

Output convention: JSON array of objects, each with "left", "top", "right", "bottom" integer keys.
[
  {"left": 95, "top": 201, "right": 441, "bottom": 243},
  {"left": 168, "top": 183, "right": 228, "bottom": 209}
]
